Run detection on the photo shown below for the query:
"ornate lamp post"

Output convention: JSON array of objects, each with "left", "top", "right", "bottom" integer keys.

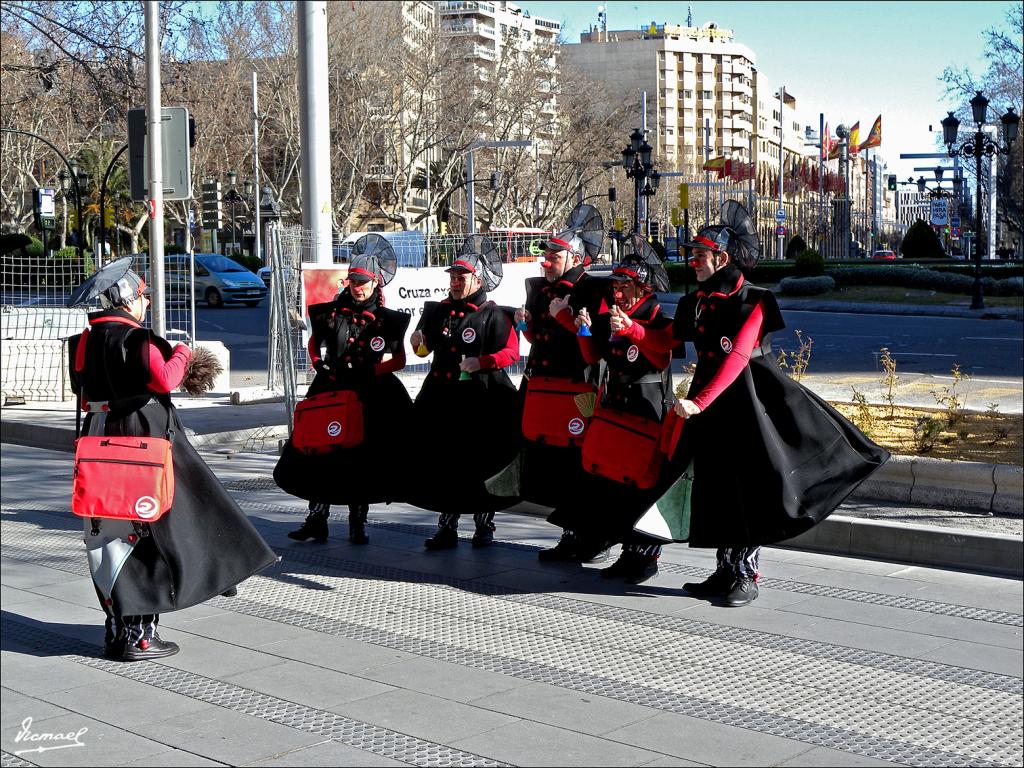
[
  {"left": 941, "top": 92, "right": 1019, "bottom": 309},
  {"left": 621, "top": 128, "right": 660, "bottom": 234}
]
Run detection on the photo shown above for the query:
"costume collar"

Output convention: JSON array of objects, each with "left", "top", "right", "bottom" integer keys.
[
  {"left": 696, "top": 263, "right": 744, "bottom": 298},
  {"left": 87, "top": 309, "right": 142, "bottom": 328}
]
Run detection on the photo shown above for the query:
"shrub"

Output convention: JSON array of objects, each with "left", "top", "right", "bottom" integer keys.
[
  {"left": 794, "top": 248, "right": 824, "bottom": 276},
  {"left": 785, "top": 235, "right": 808, "bottom": 260},
  {"left": 994, "top": 276, "right": 1024, "bottom": 296},
  {"left": 24, "top": 236, "right": 44, "bottom": 257},
  {"left": 778, "top": 275, "right": 835, "bottom": 296},
  {"left": 234, "top": 254, "right": 263, "bottom": 274},
  {"left": 900, "top": 220, "right": 945, "bottom": 259}
]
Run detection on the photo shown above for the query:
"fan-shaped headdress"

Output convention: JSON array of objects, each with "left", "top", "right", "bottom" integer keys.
[
  {"left": 349, "top": 234, "right": 399, "bottom": 285},
  {"left": 447, "top": 234, "right": 503, "bottom": 291},
  {"left": 66, "top": 256, "right": 151, "bottom": 308},
  {"left": 613, "top": 234, "right": 670, "bottom": 293},
  {"left": 541, "top": 203, "right": 604, "bottom": 267},
  {"left": 681, "top": 200, "right": 761, "bottom": 270}
]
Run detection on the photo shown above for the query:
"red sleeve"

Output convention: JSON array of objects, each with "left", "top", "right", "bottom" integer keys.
[
  {"left": 691, "top": 302, "right": 764, "bottom": 412},
  {"left": 375, "top": 348, "right": 406, "bottom": 376},
  {"left": 479, "top": 324, "right": 520, "bottom": 370},
  {"left": 553, "top": 308, "right": 578, "bottom": 334},
  {"left": 146, "top": 341, "right": 192, "bottom": 394},
  {"left": 74, "top": 329, "right": 89, "bottom": 372},
  {"left": 620, "top": 320, "right": 675, "bottom": 359},
  {"left": 307, "top": 336, "right": 321, "bottom": 367}
]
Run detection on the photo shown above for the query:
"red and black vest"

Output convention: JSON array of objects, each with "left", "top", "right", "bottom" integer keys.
[
  {"left": 524, "top": 266, "right": 606, "bottom": 380},
  {"left": 308, "top": 292, "right": 410, "bottom": 385},
  {"left": 673, "top": 265, "right": 785, "bottom": 397},
  {"left": 590, "top": 294, "right": 674, "bottom": 421},
  {"left": 417, "top": 289, "right": 512, "bottom": 384}
]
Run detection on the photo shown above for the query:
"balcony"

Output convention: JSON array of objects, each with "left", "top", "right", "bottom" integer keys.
[
  {"left": 439, "top": 1, "right": 495, "bottom": 15},
  {"left": 364, "top": 164, "right": 396, "bottom": 182},
  {"left": 443, "top": 20, "right": 496, "bottom": 37}
]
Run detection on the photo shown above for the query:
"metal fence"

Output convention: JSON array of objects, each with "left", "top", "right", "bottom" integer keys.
[{"left": 0, "top": 248, "right": 195, "bottom": 402}]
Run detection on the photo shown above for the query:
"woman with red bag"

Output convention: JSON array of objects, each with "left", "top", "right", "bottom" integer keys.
[
  {"left": 556, "top": 236, "right": 676, "bottom": 584},
  {"left": 274, "top": 235, "right": 412, "bottom": 544},
  {"left": 66, "top": 258, "right": 277, "bottom": 661}
]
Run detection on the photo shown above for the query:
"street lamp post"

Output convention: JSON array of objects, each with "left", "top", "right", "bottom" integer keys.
[
  {"left": 621, "top": 127, "right": 660, "bottom": 235},
  {"left": 464, "top": 139, "right": 532, "bottom": 233},
  {"left": 941, "top": 92, "right": 1018, "bottom": 309}
]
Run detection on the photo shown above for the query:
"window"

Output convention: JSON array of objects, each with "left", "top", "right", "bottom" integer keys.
[
  {"left": 701, "top": 90, "right": 712, "bottom": 100},
  {"left": 683, "top": 89, "right": 692, "bottom": 99}
]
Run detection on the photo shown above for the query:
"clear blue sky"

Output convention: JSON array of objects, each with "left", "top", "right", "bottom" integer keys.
[{"left": 527, "top": 0, "right": 1016, "bottom": 181}]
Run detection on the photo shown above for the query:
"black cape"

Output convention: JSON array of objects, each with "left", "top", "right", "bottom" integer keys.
[
  {"left": 664, "top": 265, "right": 890, "bottom": 547},
  {"left": 273, "top": 290, "right": 413, "bottom": 504},
  {"left": 70, "top": 311, "right": 277, "bottom": 616}
]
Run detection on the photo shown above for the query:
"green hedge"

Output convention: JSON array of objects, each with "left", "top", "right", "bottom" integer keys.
[
  {"left": 779, "top": 275, "right": 835, "bottom": 296},
  {"left": 826, "top": 266, "right": 1024, "bottom": 297}
]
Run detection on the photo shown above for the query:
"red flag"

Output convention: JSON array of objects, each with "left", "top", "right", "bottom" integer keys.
[{"left": 848, "top": 121, "right": 861, "bottom": 155}]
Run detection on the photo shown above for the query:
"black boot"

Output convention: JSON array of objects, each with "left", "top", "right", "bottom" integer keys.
[
  {"left": 682, "top": 567, "right": 735, "bottom": 598},
  {"left": 601, "top": 550, "right": 659, "bottom": 584},
  {"left": 289, "top": 503, "right": 329, "bottom": 543},
  {"left": 575, "top": 537, "right": 612, "bottom": 564},
  {"left": 538, "top": 531, "right": 578, "bottom": 562},
  {"left": 348, "top": 504, "right": 369, "bottom": 545},
  {"left": 426, "top": 514, "right": 459, "bottom": 550},
  {"left": 471, "top": 512, "right": 495, "bottom": 548},
  {"left": 724, "top": 575, "right": 759, "bottom": 607}
]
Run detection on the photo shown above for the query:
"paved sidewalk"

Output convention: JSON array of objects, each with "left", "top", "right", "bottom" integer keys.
[{"left": 2, "top": 443, "right": 1022, "bottom": 767}]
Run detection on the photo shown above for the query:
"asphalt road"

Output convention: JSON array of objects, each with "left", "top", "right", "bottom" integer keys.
[{"left": 202, "top": 298, "right": 1023, "bottom": 386}]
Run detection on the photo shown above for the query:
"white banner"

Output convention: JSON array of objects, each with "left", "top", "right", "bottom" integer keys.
[
  {"left": 930, "top": 199, "right": 948, "bottom": 227},
  {"left": 302, "top": 262, "right": 543, "bottom": 361}
]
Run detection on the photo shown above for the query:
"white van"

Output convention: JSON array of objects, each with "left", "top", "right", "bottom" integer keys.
[{"left": 334, "top": 231, "right": 426, "bottom": 267}]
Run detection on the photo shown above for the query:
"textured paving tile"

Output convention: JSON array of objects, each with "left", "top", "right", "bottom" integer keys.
[
  {"left": 328, "top": 688, "right": 520, "bottom": 745},
  {"left": 241, "top": 739, "right": 407, "bottom": 766}
]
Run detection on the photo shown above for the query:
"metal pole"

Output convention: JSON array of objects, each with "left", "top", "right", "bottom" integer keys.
[
  {"left": 777, "top": 85, "right": 784, "bottom": 261},
  {"left": 252, "top": 71, "right": 262, "bottom": 265},
  {"left": 297, "top": 1, "right": 332, "bottom": 263},
  {"left": 747, "top": 130, "right": 754, "bottom": 213},
  {"left": 145, "top": 0, "right": 165, "bottom": 336},
  {"left": 466, "top": 148, "right": 475, "bottom": 233},
  {"left": 971, "top": 140, "right": 984, "bottom": 309},
  {"left": 704, "top": 117, "right": 710, "bottom": 225}
]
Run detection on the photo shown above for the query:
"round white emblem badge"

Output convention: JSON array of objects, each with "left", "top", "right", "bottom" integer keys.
[
  {"left": 134, "top": 496, "right": 159, "bottom": 519},
  {"left": 370, "top": 336, "right": 386, "bottom": 352},
  {"left": 567, "top": 417, "right": 585, "bottom": 435},
  {"left": 461, "top": 327, "right": 477, "bottom": 343},
  {"left": 626, "top": 345, "right": 640, "bottom": 362},
  {"left": 720, "top": 336, "right": 733, "bottom": 353},
  {"left": 327, "top": 421, "right": 342, "bottom": 437}
]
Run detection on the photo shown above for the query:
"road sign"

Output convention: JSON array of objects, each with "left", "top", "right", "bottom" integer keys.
[
  {"left": 951, "top": 216, "right": 961, "bottom": 228},
  {"left": 129, "top": 106, "right": 194, "bottom": 202},
  {"left": 930, "top": 199, "right": 948, "bottom": 226},
  {"left": 776, "top": 225, "right": 786, "bottom": 236},
  {"left": 775, "top": 209, "right": 786, "bottom": 222}
]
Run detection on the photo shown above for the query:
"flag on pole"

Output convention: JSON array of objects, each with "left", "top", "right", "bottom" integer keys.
[
  {"left": 848, "top": 121, "right": 861, "bottom": 155},
  {"left": 821, "top": 122, "right": 832, "bottom": 160},
  {"left": 859, "top": 114, "right": 882, "bottom": 150},
  {"left": 702, "top": 156, "right": 730, "bottom": 179}
]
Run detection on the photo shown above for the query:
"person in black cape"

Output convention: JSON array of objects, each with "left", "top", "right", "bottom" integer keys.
[
  {"left": 274, "top": 242, "right": 412, "bottom": 544},
  {"left": 66, "top": 258, "right": 277, "bottom": 661},
  {"left": 656, "top": 201, "right": 889, "bottom": 606},
  {"left": 407, "top": 235, "right": 520, "bottom": 550},
  {"left": 513, "top": 228, "right": 612, "bottom": 563},
  {"left": 557, "top": 238, "right": 676, "bottom": 583}
]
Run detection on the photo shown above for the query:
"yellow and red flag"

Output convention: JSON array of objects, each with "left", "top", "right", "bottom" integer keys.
[
  {"left": 821, "top": 122, "right": 832, "bottom": 161},
  {"left": 859, "top": 115, "right": 882, "bottom": 150},
  {"left": 848, "top": 121, "right": 861, "bottom": 155}
]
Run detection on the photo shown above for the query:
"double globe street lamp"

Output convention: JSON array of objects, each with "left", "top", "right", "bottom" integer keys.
[
  {"left": 941, "top": 91, "right": 1019, "bottom": 309},
  {"left": 621, "top": 128, "right": 661, "bottom": 234}
]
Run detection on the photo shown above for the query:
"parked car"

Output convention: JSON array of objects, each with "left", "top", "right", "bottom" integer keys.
[
  {"left": 257, "top": 265, "right": 272, "bottom": 288},
  {"left": 871, "top": 249, "right": 898, "bottom": 261},
  {"left": 165, "top": 253, "right": 268, "bottom": 307}
]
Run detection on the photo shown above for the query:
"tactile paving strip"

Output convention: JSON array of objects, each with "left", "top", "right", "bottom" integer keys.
[
  {"left": 234, "top": 498, "right": 1024, "bottom": 629},
  {"left": 3, "top": 511, "right": 1022, "bottom": 767},
  {"left": 0, "top": 618, "right": 506, "bottom": 768}
]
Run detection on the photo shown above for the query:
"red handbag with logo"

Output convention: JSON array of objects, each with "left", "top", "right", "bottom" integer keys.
[
  {"left": 72, "top": 435, "right": 175, "bottom": 522},
  {"left": 292, "top": 390, "right": 364, "bottom": 453},
  {"left": 522, "top": 376, "right": 596, "bottom": 447},
  {"left": 581, "top": 406, "right": 665, "bottom": 489}
]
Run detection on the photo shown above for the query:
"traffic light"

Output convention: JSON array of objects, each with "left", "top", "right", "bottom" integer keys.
[
  {"left": 201, "top": 179, "right": 222, "bottom": 230},
  {"left": 613, "top": 217, "right": 625, "bottom": 232},
  {"left": 438, "top": 221, "right": 447, "bottom": 236},
  {"left": 649, "top": 221, "right": 661, "bottom": 241},
  {"left": 489, "top": 171, "right": 500, "bottom": 191},
  {"left": 607, "top": 187, "right": 616, "bottom": 202},
  {"left": 887, "top": 174, "right": 897, "bottom": 191},
  {"left": 678, "top": 183, "right": 689, "bottom": 209}
]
